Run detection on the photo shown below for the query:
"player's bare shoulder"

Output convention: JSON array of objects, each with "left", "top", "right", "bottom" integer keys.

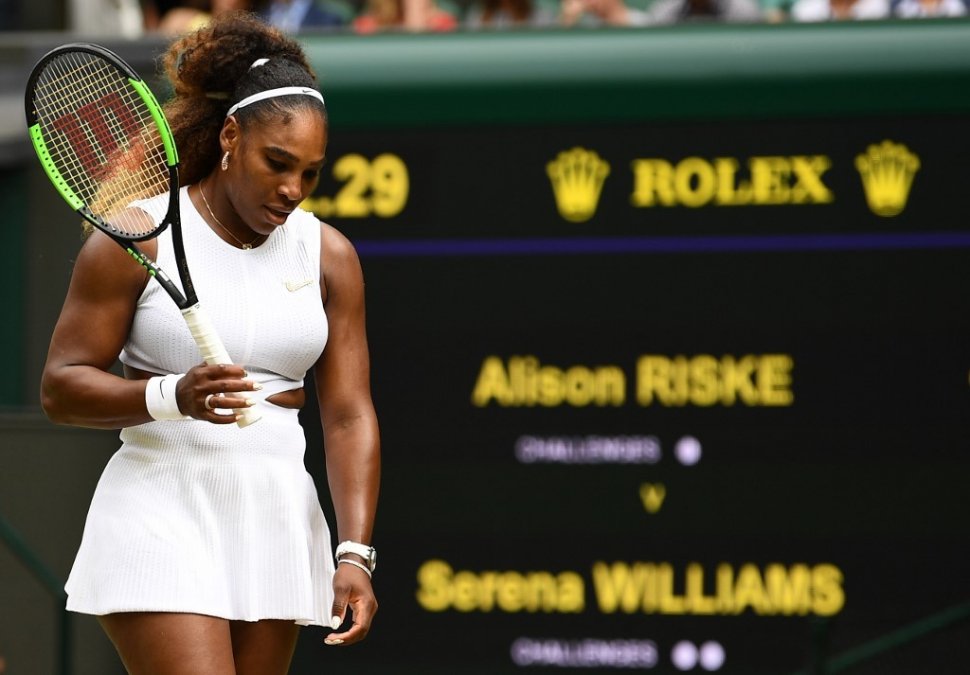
[
  {"left": 320, "top": 221, "right": 360, "bottom": 264},
  {"left": 77, "top": 229, "right": 153, "bottom": 289},
  {"left": 317, "top": 219, "right": 364, "bottom": 305}
]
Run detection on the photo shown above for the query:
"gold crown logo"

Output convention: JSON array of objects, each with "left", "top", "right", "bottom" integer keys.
[
  {"left": 546, "top": 147, "right": 610, "bottom": 222},
  {"left": 855, "top": 140, "right": 920, "bottom": 217}
]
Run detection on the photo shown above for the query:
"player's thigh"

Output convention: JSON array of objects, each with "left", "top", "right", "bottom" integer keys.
[
  {"left": 230, "top": 619, "right": 301, "bottom": 675},
  {"left": 98, "top": 612, "right": 234, "bottom": 675}
]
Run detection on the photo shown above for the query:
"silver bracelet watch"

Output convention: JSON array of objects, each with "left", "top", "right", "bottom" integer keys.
[{"left": 335, "top": 540, "right": 377, "bottom": 574}]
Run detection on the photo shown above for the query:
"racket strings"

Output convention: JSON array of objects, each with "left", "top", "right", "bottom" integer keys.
[{"left": 31, "top": 51, "right": 169, "bottom": 238}]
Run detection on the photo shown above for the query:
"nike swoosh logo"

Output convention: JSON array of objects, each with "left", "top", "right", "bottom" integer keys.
[{"left": 285, "top": 279, "right": 314, "bottom": 292}]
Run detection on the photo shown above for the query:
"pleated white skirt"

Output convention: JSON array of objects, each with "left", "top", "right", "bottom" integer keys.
[{"left": 65, "top": 403, "right": 334, "bottom": 626}]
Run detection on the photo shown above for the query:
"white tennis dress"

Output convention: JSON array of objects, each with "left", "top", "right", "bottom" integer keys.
[{"left": 65, "top": 186, "right": 335, "bottom": 626}]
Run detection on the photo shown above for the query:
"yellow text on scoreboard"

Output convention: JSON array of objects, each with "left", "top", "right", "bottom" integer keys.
[
  {"left": 416, "top": 559, "right": 844, "bottom": 616},
  {"left": 300, "top": 152, "right": 409, "bottom": 219},
  {"left": 471, "top": 354, "right": 794, "bottom": 408}
]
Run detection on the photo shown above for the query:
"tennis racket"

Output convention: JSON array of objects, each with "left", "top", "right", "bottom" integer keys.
[{"left": 25, "top": 43, "right": 260, "bottom": 428}]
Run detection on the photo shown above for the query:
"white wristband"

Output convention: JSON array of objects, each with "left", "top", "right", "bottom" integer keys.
[
  {"left": 145, "top": 374, "right": 189, "bottom": 421},
  {"left": 337, "top": 558, "right": 373, "bottom": 579}
]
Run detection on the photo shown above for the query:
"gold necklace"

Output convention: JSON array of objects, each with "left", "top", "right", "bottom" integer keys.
[{"left": 199, "top": 179, "right": 262, "bottom": 250}]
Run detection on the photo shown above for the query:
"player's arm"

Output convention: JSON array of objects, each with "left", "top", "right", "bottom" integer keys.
[
  {"left": 41, "top": 232, "right": 254, "bottom": 428},
  {"left": 314, "top": 222, "right": 380, "bottom": 645},
  {"left": 40, "top": 231, "right": 155, "bottom": 428}
]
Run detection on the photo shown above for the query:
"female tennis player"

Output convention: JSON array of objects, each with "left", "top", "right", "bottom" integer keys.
[{"left": 39, "top": 13, "right": 379, "bottom": 673}]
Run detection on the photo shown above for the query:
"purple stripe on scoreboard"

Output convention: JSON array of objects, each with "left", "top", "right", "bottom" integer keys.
[{"left": 352, "top": 232, "right": 970, "bottom": 258}]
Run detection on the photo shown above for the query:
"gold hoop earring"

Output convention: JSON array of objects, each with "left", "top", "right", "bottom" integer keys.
[{"left": 221, "top": 152, "right": 230, "bottom": 171}]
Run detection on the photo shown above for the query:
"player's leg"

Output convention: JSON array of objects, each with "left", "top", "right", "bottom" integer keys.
[
  {"left": 99, "top": 612, "right": 235, "bottom": 674},
  {"left": 230, "top": 619, "right": 301, "bottom": 675}
]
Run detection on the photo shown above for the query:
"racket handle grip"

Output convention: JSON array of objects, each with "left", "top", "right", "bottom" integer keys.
[{"left": 181, "top": 303, "right": 261, "bottom": 428}]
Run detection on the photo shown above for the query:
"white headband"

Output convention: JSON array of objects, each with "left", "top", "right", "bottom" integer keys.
[{"left": 226, "top": 87, "right": 325, "bottom": 117}]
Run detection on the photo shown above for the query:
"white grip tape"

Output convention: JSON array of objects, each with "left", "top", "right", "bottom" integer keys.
[
  {"left": 181, "top": 303, "right": 261, "bottom": 428},
  {"left": 145, "top": 374, "right": 190, "bottom": 421}
]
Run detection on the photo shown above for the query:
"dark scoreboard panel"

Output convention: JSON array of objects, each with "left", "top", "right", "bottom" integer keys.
[{"left": 294, "top": 115, "right": 970, "bottom": 674}]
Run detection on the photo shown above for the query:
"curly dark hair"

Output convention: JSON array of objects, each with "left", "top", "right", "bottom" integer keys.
[{"left": 161, "top": 11, "right": 327, "bottom": 186}]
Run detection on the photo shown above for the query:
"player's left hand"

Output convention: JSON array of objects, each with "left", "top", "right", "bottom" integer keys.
[{"left": 325, "top": 564, "right": 377, "bottom": 646}]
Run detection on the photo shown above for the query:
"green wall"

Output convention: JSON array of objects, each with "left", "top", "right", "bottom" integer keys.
[
  {"left": 0, "top": 169, "right": 25, "bottom": 406},
  {"left": 299, "top": 20, "right": 970, "bottom": 128}
]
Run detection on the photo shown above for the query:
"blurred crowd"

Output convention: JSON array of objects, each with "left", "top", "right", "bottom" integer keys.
[{"left": 0, "top": 0, "right": 967, "bottom": 34}]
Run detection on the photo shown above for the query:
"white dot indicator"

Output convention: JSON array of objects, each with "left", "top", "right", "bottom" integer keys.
[
  {"left": 699, "top": 641, "right": 725, "bottom": 670},
  {"left": 675, "top": 436, "right": 702, "bottom": 466},
  {"left": 671, "top": 640, "right": 698, "bottom": 670}
]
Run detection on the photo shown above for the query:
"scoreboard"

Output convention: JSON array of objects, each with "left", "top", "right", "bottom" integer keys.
[{"left": 283, "top": 25, "right": 970, "bottom": 675}]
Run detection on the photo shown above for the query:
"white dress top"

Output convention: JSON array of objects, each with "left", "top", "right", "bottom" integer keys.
[{"left": 65, "top": 187, "right": 336, "bottom": 626}]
